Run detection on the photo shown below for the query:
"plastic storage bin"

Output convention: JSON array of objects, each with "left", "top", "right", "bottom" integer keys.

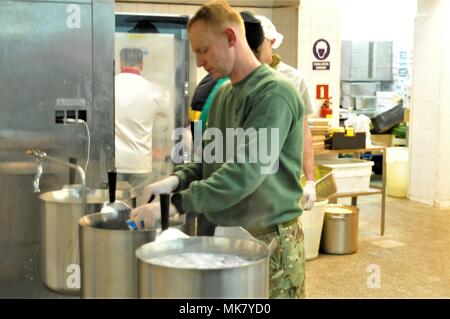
[
  {"left": 355, "top": 96, "right": 377, "bottom": 110},
  {"left": 316, "top": 159, "right": 374, "bottom": 193},
  {"left": 299, "top": 198, "right": 329, "bottom": 260}
]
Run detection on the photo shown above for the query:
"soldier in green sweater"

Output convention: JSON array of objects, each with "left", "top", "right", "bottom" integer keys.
[{"left": 131, "top": 0, "right": 306, "bottom": 298}]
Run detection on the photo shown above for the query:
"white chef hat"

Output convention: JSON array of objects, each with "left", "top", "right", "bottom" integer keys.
[{"left": 255, "top": 15, "right": 284, "bottom": 49}]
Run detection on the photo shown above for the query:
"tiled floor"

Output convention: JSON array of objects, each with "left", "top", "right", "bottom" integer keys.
[{"left": 305, "top": 195, "right": 450, "bottom": 298}]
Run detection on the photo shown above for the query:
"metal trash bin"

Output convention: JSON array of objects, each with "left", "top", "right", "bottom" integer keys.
[{"left": 320, "top": 205, "right": 359, "bottom": 255}]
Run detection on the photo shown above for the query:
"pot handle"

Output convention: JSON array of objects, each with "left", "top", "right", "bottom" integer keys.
[
  {"left": 268, "top": 238, "right": 278, "bottom": 256},
  {"left": 160, "top": 193, "right": 170, "bottom": 231},
  {"left": 108, "top": 170, "right": 116, "bottom": 204}
]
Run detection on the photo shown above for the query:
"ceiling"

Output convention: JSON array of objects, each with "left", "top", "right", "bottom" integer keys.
[{"left": 118, "top": 0, "right": 300, "bottom": 8}]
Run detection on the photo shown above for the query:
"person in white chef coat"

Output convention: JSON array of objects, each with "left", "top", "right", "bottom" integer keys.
[{"left": 115, "top": 47, "right": 170, "bottom": 202}]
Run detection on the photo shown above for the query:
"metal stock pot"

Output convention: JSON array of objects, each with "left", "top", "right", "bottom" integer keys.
[
  {"left": 136, "top": 236, "right": 272, "bottom": 298},
  {"left": 39, "top": 187, "right": 134, "bottom": 295},
  {"left": 78, "top": 210, "right": 187, "bottom": 298}
]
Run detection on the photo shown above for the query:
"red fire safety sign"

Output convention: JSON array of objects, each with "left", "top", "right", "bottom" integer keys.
[{"left": 316, "top": 84, "right": 329, "bottom": 99}]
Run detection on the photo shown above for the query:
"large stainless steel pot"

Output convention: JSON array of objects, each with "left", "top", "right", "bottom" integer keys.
[
  {"left": 136, "top": 237, "right": 270, "bottom": 298},
  {"left": 39, "top": 187, "right": 135, "bottom": 295},
  {"left": 320, "top": 204, "right": 359, "bottom": 255},
  {"left": 79, "top": 210, "right": 186, "bottom": 298}
]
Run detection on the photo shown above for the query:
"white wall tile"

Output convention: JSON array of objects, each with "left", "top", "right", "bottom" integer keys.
[
  {"left": 413, "top": 16, "right": 443, "bottom": 46},
  {"left": 281, "top": 7, "right": 296, "bottom": 24},
  {"left": 300, "top": 23, "right": 311, "bottom": 43},
  {"left": 153, "top": 4, "right": 171, "bottom": 15},
  {"left": 439, "top": 186, "right": 450, "bottom": 202},
  {"left": 411, "top": 100, "right": 438, "bottom": 117},
  {"left": 412, "top": 73, "right": 440, "bottom": 102},
  {"left": 184, "top": 5, "right": 200, "bottom": 16},
  {"left": 310, "top": 25, "right": 326, "bottom": 40},
  {"left": 136, "top": 4, "right": 154, "bottom": 14},
  {"left": 120, "top": 3, "right": 137, "bottom": 13},
  {"left": 439, "top": 115, "right": 450, "bottom": 142},
  {"left": 317, "top": 8, "right": 339, "bottom": 23},
  {"left": 413, "top": 46, "right": 442, "bottom": 74},
  {"left": 440, "top": 76, "right": 450, "bottom": 116},
  {"left": 299, "top": 7, "right": 311, "bottom": 25},
  {"left": 438, "top": 171, "right": 450, "bottom": 188},
  {"left": 250, "top": 8, "right": 272, "bottom": 19},
  {"left": 416, "top": 0, "right": 439, "bottom": 16},
  {"left": 411, "top": 114, "right": 434, "bottom": 130},
  {"left": 272, "top": 7, "right": 284, "bottom": 22},
  {"left": 169, "top": 5, "right": 185, "bottom": 15}
]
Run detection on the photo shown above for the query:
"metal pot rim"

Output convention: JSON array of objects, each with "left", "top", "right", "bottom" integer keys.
[
  {"left": 39, "top": 188, "right": 134, "bottom": 204},
  {"left": 136, "top": 237, "right": 269, "bottom": 270}
]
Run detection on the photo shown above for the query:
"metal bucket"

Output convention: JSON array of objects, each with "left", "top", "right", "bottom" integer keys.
[
  {"left": 320, "top": 205, "right": 359, "bottom": 255},
  {"left": 136, "top": 237, "right": 270, "bottom": 298},
  {"left": 39, "top": 187, "right": 135, "bottom": 295}
]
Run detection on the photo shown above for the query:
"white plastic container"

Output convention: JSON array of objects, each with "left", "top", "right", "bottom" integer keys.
[
  {"left": 316, "top": 159, "right": 374, "bottom": 193},
  {"left": 355, "top": 96, "right": 377, "bottom": 110},
  {"left": 386, "top": 147, "right": 409, "bottom": 198},
  {"left": 299, "top": 198, "right": 329, "bottom": 260}
]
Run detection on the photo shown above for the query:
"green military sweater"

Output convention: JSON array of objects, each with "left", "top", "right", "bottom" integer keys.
[{"left": 173, "top": 64, "right": 304, "bottom": 230}]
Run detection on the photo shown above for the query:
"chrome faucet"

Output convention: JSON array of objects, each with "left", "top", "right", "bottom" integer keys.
[
  {"left": 33, "top": 157, "right": 43, "bottom": 193},
  {"left": 26, "top": 149, "right": 87, "bottom": 213}
]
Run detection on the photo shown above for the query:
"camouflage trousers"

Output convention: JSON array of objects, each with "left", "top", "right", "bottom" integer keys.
[{"left": 255, "top": 221, "right": 305, "bottom": 298}]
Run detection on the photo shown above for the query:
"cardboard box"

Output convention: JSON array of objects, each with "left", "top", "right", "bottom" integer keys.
[{"left": 371, "top": 134, "right": 395, "bottom": 147}]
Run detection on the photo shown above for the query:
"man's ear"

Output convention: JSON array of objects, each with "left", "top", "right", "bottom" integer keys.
[
  {"left": 270, "top": 39, "right": 276, "bottom": 48},
  {"left": 223, "top": 27, "right": 237, "bottom": 47}
]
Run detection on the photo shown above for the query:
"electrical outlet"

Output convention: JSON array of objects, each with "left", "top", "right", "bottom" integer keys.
[
  {"left": 67, "top": 110, "right": 76, "bottom": 120},
  {"left": 55, "top": 110, "right": 65, "bottom": 124},
  {"left": 77, "top": 110, "right": 87, "bottom": 122}
]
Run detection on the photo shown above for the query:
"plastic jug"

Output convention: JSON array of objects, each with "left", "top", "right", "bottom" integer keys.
[{"left": 386, "top": 147, "right": 409, "bottom": 198}]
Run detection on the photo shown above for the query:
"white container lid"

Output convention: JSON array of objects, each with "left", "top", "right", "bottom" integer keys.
[{"left": 317, "top": 158, "right": 374, "bottom": 168}]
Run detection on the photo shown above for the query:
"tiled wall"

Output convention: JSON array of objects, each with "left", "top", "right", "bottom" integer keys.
[
  {"left": 272, "top": 7, "right": 299, "bottom": 68},
  {"left": 115, "top": 2, "right": 273, "bottom": 85},
  {"left": 297, "top": 0, "right": 341, "bottom": 125},
  {"left": 409, "top": 0, "right": 450, "bottom": 207},
  {"left": 115, "top": 1, "right": 342, "bottom": 124}
]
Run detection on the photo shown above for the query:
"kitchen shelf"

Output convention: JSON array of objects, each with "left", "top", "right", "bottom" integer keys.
[
  {"left": 315, "top": 146, "right": 387, "bottom": 235},
  {"left": 330, "top": 187, "right": 382, "bottom": 198}
]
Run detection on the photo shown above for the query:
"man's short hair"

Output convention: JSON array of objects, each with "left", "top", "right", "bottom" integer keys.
[
  {"left": 120, "top": 48, "right": 143, "bottom": 67},
  {"left": 188, "top": 0, "right": 244, "bottom": 34}
]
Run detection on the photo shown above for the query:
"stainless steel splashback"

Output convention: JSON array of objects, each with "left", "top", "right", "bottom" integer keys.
[
  {"left": 0, "top": 0, "right": 115, "bottom": 183},
  {"left": 0, "top": 0, "right": 114, "bottom": 297}
]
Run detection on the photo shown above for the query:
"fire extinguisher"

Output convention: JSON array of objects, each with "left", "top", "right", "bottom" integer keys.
[{"left": 320, "top": 97, "right": 333, "bottom": 118}]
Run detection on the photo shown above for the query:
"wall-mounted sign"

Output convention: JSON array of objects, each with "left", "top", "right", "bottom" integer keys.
[
  {"left": 312, "top": 38, "right": 331, "bottom": 70},
  {"left": 316, "top": 84, "right": 329, "bottom": 100}
]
